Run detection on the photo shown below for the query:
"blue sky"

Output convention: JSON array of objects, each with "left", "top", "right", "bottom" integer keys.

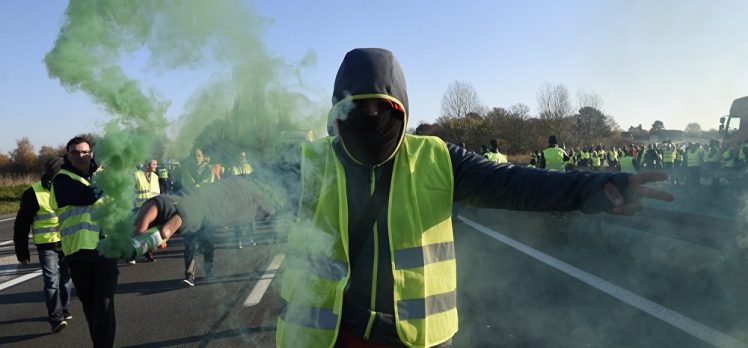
[{"left": 1, "top": 0, "right": 747, "bottom": 153}]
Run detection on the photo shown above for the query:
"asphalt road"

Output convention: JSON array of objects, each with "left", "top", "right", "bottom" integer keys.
[{"left": 1, "top": 206, "right": 747, "bottom": 348}]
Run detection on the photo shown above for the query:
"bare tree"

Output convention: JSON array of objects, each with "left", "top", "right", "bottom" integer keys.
[
  {"left": 438, "top": 81, "right": 483, "bottom": 144},
  {"left": 440, "top": 81, "right": 482, "bottom": 119},
  {"left": 537, "top": 83, "right": 573, "bottom": 142},
  {"left": 576, "top": 89, "right": 603, "bottom": 111}
]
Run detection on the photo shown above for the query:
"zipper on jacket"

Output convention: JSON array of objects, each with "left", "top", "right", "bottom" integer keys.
[{"left": 363, "top": 168, "right": 378, "bottom": 340}]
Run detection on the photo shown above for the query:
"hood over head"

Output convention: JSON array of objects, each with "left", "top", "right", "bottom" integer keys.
[{"left": 328, "top": 48, "right": 409, "bottom": 166}]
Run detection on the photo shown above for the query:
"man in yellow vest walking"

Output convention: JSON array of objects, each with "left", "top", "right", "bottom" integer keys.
[
  {"left": 14, "top": 157, "right": 72, "bottom": 333},
  {"left": 133, "top": 48, "right": 674, "bottom": 348},
  {"left": 51, "top": 135, "right": 118, "bottom": 348}
]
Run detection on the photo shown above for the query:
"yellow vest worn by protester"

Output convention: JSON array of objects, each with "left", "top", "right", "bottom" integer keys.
[
  {"left": 687, "top": 149, "right": 702, "bottom": 167},
  {"left": 723, "top": 150, "right": 736, "bottom": 168},
  {"left": 277, "top": 135, "right": 457, "bottom": 348},
  {"left": 591, "top": 153, "right": 601, "bottom": 167},
  {"left": 30, "top": 181, "right": 60, "bottom": 245},
  {"left": 662, "top": 148, "right": 676, "bottom": 163},
  {"left": 134, "top": 170, "right": 161, "bottom": 208},
  {"left": 619, "top": 156, "right": 637, "bottom": 174},
  {"left": 231, "top": 162, "right": 254, "bottom": 175},
  {"left": 157, "top": 167, "right": 169, "bottom": 179},
  {"left": 704, "top": 149, "right": 721, "bottom": 164},
  {"left": 543, "top": 147, "right": 565, "bottom": 171},
  {"left": 50, "top": 169, "right": 103, "bottom": 256},
  {"left": 483, "top": 151, "right": 507, "bottom": 164}
]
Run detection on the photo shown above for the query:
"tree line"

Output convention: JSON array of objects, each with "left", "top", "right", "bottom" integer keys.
[
  {"left": 413, "top": 81, "right": 709, "bottom": 155},
  {"left": 0, "top": 137, "right": 66, "bottom": 176}
]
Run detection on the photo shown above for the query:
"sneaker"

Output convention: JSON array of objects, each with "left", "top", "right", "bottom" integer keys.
[
  {"left": 128, "top": 260, "right": 136, "bottom": 265},
  {"left": 63, "top": 311, "right": 73, "bottom": 320},
  {"left": 183, "top": 274, "right": 195, "bottom": 287},
  {"left": 52, "top": 320, "right": 67, "bottom": 333}
]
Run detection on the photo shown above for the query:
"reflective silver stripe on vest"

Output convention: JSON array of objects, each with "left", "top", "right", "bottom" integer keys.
[
  {"left": 136, "top": 190, "right": 149, "bottom": 194},
  {"left": 32, "top": 226, "right": 59, "bottom": 234},
  {"left": 60, "top": 222, "right": 101, "bottom": 237},
  {"left": 58, "top": 206, "right": 94, "bottom": 221},
  {"left": 279, "top": 299, "right": 338, "bottom": 330},
  {"left": 34, "top": 213, "right": 57, "bottom": 220},
  {"left": 286, "top": 255, "right": 347, "bottom": 280},
  {"left": 394, "top": 241, "right": 455, "bottom": 270},
  {"left": 397, "top": 290, "right": 457, "bottom": 320}
]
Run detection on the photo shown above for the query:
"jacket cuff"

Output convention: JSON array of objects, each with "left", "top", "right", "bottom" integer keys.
[{"left": 580, "top": 173, "right": 630, "bottom": 214}]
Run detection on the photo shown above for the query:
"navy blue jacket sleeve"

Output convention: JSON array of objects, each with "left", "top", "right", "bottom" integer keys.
[{"left": 448, "top": 143, "right": 629, "bottom": 214}]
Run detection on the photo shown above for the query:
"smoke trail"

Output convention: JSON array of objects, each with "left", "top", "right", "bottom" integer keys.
[{"left": 44, "top": 1, "right": 325, "bottom": 257}]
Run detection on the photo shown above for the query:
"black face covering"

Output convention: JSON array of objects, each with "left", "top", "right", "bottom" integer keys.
[{"left": 338, "top": 108, "right": 404, "bottom": 166}]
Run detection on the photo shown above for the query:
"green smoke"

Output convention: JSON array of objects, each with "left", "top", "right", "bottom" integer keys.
[{"left": 44, "top": 0, "right": 326, "bottom": 258}]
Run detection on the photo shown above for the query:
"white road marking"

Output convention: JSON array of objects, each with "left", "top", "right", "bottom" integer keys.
[
  {"left": 457, "top": 215, "right": 747, "bottom": 348},
  {"left": 0, "top": 240, "right": 14, "bottom": 247},
  {"left": 0, "top": 270, "right": 42, "bottom": 291},
  {"left": 243, "top": 253, "right": 284, "bottom": 307},
  {"left": 0, "top": 217, "right": 16, "bottom": 222}
]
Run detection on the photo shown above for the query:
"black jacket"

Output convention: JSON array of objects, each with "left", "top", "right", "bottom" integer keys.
[{"left": 13, "top": 181, "right": 62, "bottom": 261}]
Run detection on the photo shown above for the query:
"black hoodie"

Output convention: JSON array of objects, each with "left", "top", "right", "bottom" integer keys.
[{"left": 173, "top": 48, "right": 630, "bottom": 346}]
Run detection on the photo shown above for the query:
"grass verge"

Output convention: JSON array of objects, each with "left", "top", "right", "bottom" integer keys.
[{"left": 0, "top": 184, "right": 27, "bottom": 215}]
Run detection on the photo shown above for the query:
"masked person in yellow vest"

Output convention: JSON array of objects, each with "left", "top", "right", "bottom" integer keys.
[
  {"left": 177, "top": 148, "right": 216, "bottom": 287},
  {"left": 13, "top": 157, "right": 72, "bottom": 333},
  {"left": 51, "top": 135, "right": 118, "bottom": 348},
  {"left": 539, "top": 135, "right": 569, "bottom": 171},
  {"left": 132, "top": 48, "right": 674, "bottom": 348},
  {"left": 131, "top": 159, "right": 161, "bottom": 263}
]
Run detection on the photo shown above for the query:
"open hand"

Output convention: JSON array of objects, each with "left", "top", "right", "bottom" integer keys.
[{"left": 604, "top": 172, "right": 674, "bottom": 215}]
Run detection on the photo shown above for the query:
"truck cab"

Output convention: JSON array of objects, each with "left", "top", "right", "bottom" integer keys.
[{"left": 719, "top": 96, "right": 748, "bottom": 147}]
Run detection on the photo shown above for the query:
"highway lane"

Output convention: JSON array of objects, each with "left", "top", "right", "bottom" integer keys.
[
  {"left": 0, "top": 230, "right": 282, "bottom": 347},
  {"left": 1, "top": 210, "right": 747, "bottom": 347}
]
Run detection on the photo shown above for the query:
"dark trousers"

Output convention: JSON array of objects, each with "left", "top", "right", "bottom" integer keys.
[
  {"left": 38, "top": 248, "right": 72, "bottom": 324},
  {"left": 67, "top": 250, "right": 119, "bottom": 348},
  {"left": 184, "top": 231, "right": 214, "bottom": 277}
]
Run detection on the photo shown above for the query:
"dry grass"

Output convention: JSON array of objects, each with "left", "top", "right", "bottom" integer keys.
[{"left": 0, "top": 173, "right": 38, "bottom": 186}]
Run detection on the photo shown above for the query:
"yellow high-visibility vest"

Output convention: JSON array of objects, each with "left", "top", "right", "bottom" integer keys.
[
  {"left": 277, "top": 135, "right": 457, "bottom": 348},
  {"left": 30, "top": 181, "right": 60, "bottom": 245},
  {"left": 543, "top": 147, "right": 565, "bottom": 171},
  {"left": 662, "top": 149, "right": 676, "bottom": 163},
  {"left": 619, "top": 156, "right": 637, "bottom": 173},
  {"left": 723, "top": 150, "right": 736, "bottom": 168},
  {"left": 704, "top": 149, "right": 721, "bottom": 164},
  {"left": 50, "top": 169, "right": 102, "bottom": 256},
  {"left": 134, "top": 170, "right": 160, "bottom": 208},
  {"left": 687, "top": 149, "right": 702, "bottom": 167},
  {"left": 231, "top": 162, "right": 254, "bottom": 175}
]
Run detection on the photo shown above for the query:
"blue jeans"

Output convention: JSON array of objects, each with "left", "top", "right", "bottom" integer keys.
[{"left": 38, "top": 247, "right": 72, "bottom": 323}]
